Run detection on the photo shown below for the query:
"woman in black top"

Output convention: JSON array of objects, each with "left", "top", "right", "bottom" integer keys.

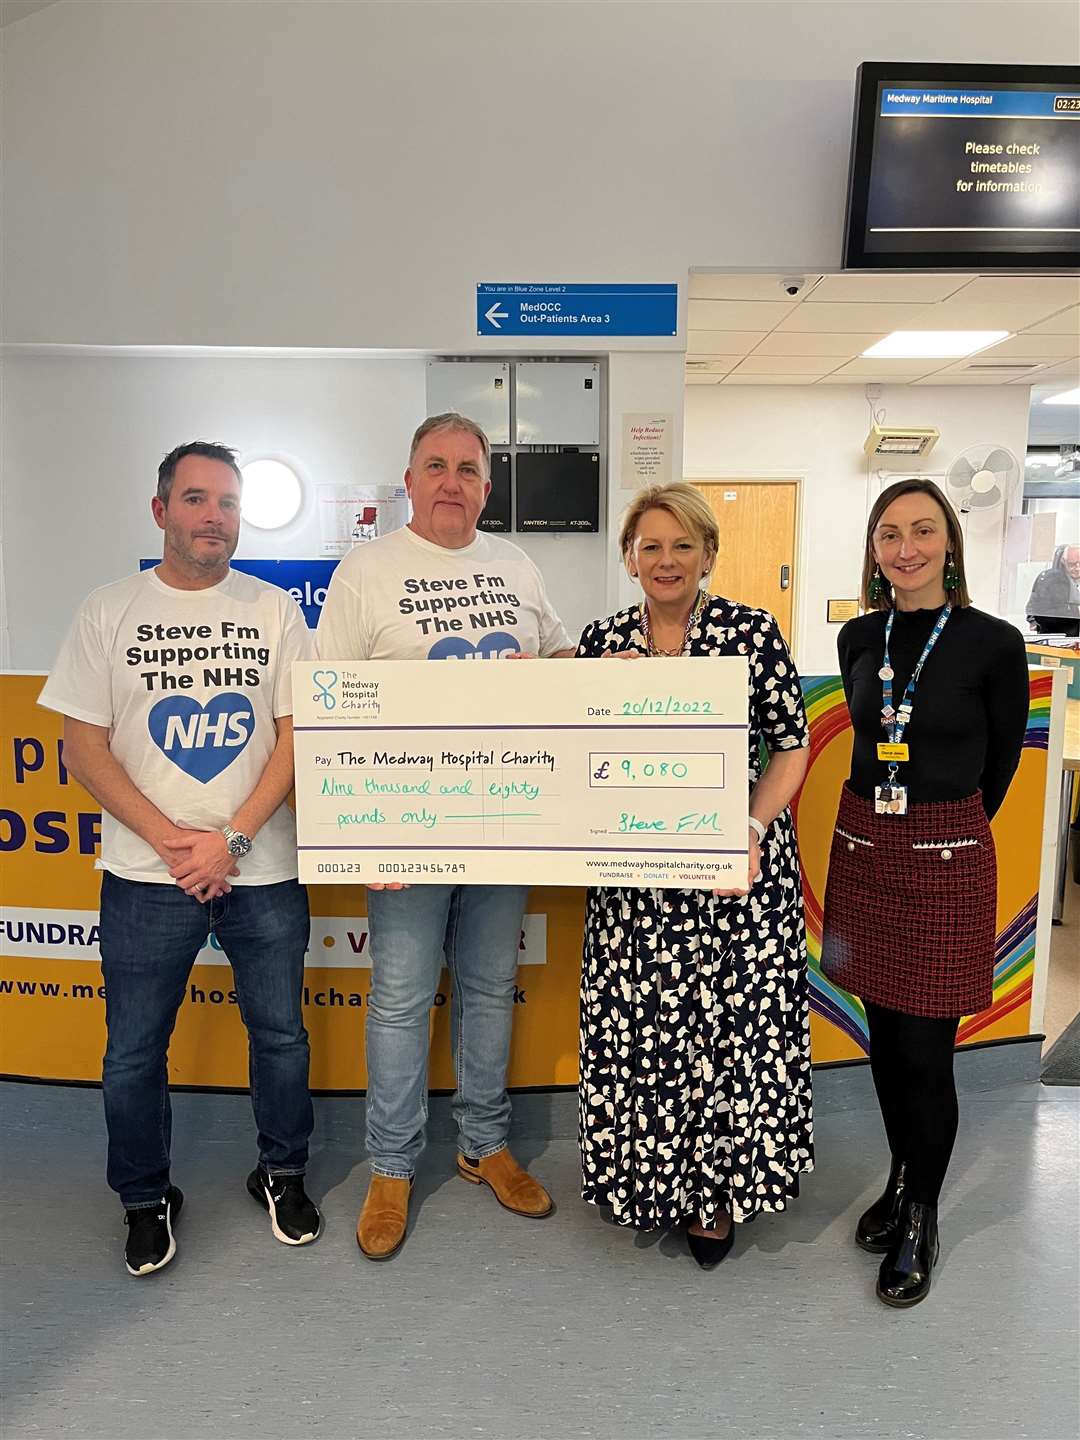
[{"left": 821, "top": 477, "right": 1029, "bottom": 1309}]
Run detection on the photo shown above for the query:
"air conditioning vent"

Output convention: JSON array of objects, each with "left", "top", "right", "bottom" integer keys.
[
  {"left": 962, "top": 362, "right": 1041, "bottom": 372},
  {"left": 864, "top": 425, "right": 940, "bottom": 458}
]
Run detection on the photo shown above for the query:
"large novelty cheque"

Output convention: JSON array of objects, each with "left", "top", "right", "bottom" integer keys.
[{"left": 293, "top": 658, "right": 749, "bottom": 888}]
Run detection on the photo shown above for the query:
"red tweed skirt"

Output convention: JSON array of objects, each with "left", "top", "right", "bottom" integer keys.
[{"left": 820, "top": 785, "right": 997, "bottom": 1018}]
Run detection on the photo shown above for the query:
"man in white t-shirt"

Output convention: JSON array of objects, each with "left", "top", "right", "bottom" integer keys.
[
  {"left": 40, "top": 441, "right": 321, "bottom": 1277},
  {"left": 317, "top": 412, "right": 574, "bottom": 1260}
]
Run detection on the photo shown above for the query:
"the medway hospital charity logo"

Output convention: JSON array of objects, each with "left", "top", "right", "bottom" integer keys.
[
  {"left": 148, "top": 694, "right": 255, "bottom": 782},
  {"left": 312, "top": 669, "right": 339, "bottom": 711}
]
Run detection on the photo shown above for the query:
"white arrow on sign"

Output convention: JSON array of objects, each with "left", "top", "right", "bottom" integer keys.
[{"left": 484, "top": 302, "right": 509, "bottom": 328}]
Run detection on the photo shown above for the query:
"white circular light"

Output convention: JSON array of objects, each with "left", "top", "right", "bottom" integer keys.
[{"left": 240, "top": 457, "right": 303, "bottom": 529}]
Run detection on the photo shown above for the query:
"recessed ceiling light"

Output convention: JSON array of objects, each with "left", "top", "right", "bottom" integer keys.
[
  {"left": 861, "top": 331, "right": 1010, "bottom": 360},
  {"left": 1043, "top": 387, "right": 1080, "bottom": 406}
]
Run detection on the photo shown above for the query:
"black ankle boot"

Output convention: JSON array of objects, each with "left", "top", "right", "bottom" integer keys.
[
  {"left": 856, "top": 1157, "right": 907, "bottom": 1253},
  {"left": 876, "top": 1200, "right": 939, "bottom": 1308}
]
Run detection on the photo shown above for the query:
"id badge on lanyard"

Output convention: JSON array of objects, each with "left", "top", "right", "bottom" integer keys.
[{"left": 874, "top": 604, "right": 951, "bottom": 816}]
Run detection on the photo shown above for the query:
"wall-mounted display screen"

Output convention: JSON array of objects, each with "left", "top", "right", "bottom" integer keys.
[
  {"left": 479, "top": 452, "right": 511, "bottom": 532},
  {"left": 844, "top": 63, "right": 1080, "bottom": 269},
  {"left": 515, "top": 452, "right": 600, "bottom": 533}
]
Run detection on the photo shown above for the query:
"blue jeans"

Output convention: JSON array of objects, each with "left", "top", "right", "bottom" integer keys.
[
  {"left": 364, "top": 884, "right": 528, "bottom": 1177},
  {"left": 98, "top": 871, "right": 313, "bottom": 1208}
]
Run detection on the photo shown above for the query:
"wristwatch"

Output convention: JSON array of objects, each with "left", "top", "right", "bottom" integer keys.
[{"left": 222, "top": 825, "right": 253, "bottom": 859}]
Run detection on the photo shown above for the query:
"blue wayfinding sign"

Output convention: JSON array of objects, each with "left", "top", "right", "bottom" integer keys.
[
  {"left": 140, "top": 558, "right": 338, "bottom": 627},
  {"left": 477, "top": 283, "right": 678, "bottom": 337}
]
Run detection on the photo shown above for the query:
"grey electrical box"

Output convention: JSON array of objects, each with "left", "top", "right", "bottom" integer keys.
[
  {"left": 515, "top": 362, "right": 600, "bottom": 445},
  {"left": 426, "top": 361, "right": 510, "bottom": 445}
]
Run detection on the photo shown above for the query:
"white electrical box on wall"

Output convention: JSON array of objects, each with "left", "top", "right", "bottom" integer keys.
[
  {"left": 515, "top": 362, "right": 600, "bottom": 445},
  {"left": 426, "top": 361, "right": 510, "bottom": 444}
]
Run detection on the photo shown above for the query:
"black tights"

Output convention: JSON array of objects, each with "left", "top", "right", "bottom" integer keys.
[{"left": 864, "top": 1002, "right": 961, "bottom": 1207}]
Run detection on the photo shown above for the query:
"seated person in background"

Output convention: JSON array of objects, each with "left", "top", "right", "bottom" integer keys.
[{"left": 1026, "top": 543, "right": 1080, "bottom": 636}]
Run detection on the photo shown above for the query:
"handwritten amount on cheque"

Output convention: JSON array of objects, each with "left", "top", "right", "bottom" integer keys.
[{"left": 314, "top": 746, "right": 726, "bottom": 836}]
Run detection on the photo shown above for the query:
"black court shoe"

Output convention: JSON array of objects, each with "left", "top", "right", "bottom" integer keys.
[
  {"left": 856, "top": 1158, "right": 907, "bottom": 1254},
  {"left": 876, "top": 1200, "right": 939, "bottom": 1308},
  {"left": 687, "top": 1225, "right": 735, "bottom": 1270}
]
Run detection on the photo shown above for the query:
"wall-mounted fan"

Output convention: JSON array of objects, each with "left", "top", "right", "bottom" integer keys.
[{"left": 944, "top": 445, "right": 1020, "bottom": 514}]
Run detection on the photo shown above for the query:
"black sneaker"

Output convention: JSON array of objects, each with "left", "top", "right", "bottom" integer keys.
[
  {"left": 124, "top": 1186, "right": 183, "bottom": 1277},
  {"left": 246, "top": 1166, "right": 322, "bottom": 1245}
]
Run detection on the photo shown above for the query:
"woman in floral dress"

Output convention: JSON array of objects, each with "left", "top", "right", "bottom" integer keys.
[{"left": 576, "top": 483, "right": 813, "bottom": 1267}]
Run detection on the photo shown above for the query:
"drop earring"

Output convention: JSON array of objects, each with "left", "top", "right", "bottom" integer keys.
[
  {"left": 868, "top": 566, "right": 886, "bottom": 605},
  {"left": 943, "top": 553, "right": 959, "bottom": 591}
]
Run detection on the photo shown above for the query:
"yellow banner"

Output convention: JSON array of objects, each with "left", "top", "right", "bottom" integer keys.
[{"left": 2, "top": 672, "right": 1044, "bottom": 1087}]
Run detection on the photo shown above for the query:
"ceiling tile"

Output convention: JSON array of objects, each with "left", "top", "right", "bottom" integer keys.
[
  {"left": 808, "top": 274, "right": 972, "bottom": 304},
  {"left": 728, "top": 355, "right": 837, "bottom": 376},
  {"left": 687, "top": 330, "right": 767, "bottom": 356},
  {"left": 754, "top": 331, "right": 887, "bottom": 357},
  {"left": 910, "top": 372, "right": 1037, "bottom": 385},
  {"left": 1024, "top": 306, "right": 1080, "bottom": 336},
  {"left": 907, "top": 301, "right": 1071, "bottom": 331},
  {"left": 826, "top": 358, "right": 941, "bottom": 380},
  {"left": 776, "top": 302, "right": 926, "bottom": 333},
  {"left": 1021, "top": 358, "right": 1080, "bottom": 383},
  {"left": 953, "top": 276, "right": 1080, "bottom": 308},
  {"left": 685, "top": 374, "right": 722, "bottom": 385},
  {"left": 688, "top": 273, "right": 823, "bottom": 302},
  {"left": 685, "top": 357, "right": 742, "bottom": 374},
  {"left": 978, "top": 334, "right": 1080, "bottom": 360},
  {"left": 934, "top": 358, "right": 1049, "bottom": 378},
  {"left": 687, "top": 299, "right": 797, "bottom": 331},
  {"left": 719, "top": 374, "right": 819, "bottom": 386},
  {"left": 816, "top": 376, "right": 884, "bottom": 386}
]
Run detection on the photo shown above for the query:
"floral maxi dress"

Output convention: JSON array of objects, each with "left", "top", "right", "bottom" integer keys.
[{"left": 576, "top": 596, "right": 814, "bottom": 1229}]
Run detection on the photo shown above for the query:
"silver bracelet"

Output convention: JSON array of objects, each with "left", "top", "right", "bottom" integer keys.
[{"left": 748, "top": 816, "right": 767, "bottom": 844}]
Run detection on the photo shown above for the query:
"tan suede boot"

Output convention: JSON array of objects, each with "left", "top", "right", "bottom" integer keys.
[
  {"left": 355, "top": 1174, "right": 412, "bottom": 1259},
  {"left": 457, "top": 1149, "right": 554, "bottom": 1217}
]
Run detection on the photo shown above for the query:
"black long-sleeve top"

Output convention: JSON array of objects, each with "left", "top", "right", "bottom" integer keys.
[{"left": 837, "top": 605, "right": 1030, "bottom": 820}]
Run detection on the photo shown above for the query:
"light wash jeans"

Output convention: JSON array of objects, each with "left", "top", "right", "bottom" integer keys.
[{"left": 364, "top": 884, "right": 528, "bottom": 1177}]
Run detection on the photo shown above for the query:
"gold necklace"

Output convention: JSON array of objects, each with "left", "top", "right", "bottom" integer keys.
[{"left": 640, "top": 591, "right": 705, "bottom": 657}]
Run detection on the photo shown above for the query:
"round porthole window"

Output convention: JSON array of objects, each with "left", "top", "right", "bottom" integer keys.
[{"left": 239, "top": 457, "right": 303, "bottom": 529}]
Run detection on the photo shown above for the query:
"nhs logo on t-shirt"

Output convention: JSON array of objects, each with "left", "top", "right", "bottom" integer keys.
[
  {"left": 427, "top": 631, "right": 521, "bottom": 660},
  {"left": 148, "top": 694, "right": 255, "bottom": 782}
]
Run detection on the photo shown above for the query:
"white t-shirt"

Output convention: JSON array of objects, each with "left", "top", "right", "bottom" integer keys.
[
  {"left": 315, "top": 525, "right": 571, "bottom": 662},
  {"left": 39, "top": 568, "right": 312, "bottom": 885}
]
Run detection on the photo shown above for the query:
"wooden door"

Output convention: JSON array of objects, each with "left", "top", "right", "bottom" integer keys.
[{"left": 691, "top": 481, "right": 798, "bottom": 640}]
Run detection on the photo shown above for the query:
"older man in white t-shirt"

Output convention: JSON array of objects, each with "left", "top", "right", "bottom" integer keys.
[
  {"left": 40, "top": 442, "right": 321, "bottom": 1277},
  {"left": 317, "top": 413, "right": 574, "bottom": 1259}
]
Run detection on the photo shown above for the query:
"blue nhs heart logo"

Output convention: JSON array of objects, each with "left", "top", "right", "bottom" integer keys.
[
  {"left": 427, "top": 632, "right": 521, "bottom": 660},
  {"left": 148, "top": 694, "right": 255, "bottom": 783}
]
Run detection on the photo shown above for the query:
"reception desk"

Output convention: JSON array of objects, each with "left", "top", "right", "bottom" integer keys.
[{"left": 0, "top": 671, "right": 1057, "bottom": 1089}]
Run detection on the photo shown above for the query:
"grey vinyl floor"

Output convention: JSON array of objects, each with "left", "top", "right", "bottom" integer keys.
[{"left": 2, "top": 1078, "right": 1078, "bottom": 1440}]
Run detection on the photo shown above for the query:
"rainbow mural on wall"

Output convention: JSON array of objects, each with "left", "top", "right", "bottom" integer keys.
[{"left": 793, "top": 672, "right": 1051, "bottom": 1059}]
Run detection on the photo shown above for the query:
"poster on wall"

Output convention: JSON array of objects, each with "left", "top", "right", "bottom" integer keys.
[
  {"left": 620, "top": 413, "right": 673, "bottom": 491},
  {"left": 318, "top": 484, "right": 408, "bottom": 557},
  {"left": 0, "top": 671, "right": 1052, "bottom": 1089}
]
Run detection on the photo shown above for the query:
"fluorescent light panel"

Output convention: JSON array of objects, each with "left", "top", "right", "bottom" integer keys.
[
  {"left": 1043, "top": 387, "right": 1080, "bottom": 405},
  {"left": 862, "top": 330, "right": 1010, "bottom": 360}
]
